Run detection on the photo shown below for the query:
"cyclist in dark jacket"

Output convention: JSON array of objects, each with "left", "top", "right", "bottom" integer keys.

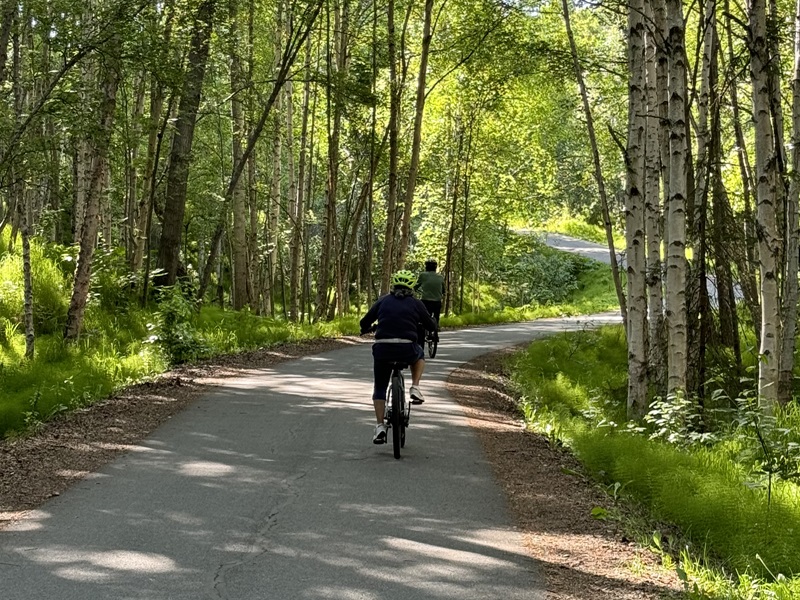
[{"left": 360, "top": 270, "right": 437, "bottom": 444}]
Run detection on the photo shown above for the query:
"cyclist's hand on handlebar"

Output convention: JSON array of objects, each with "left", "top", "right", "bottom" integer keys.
[{"left": 360, "top": 324, "right": 377, "bottom": 336}]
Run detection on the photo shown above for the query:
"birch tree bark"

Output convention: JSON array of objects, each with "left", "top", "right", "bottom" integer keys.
[
  {"left": 779, "top": 0, "right": 800, "bottom": 403},
  {"left": 380, "top": 0, "right": 399, "bottom": 295},
  {"left": 290, "top": 38, "right": 313, "bottom": 321},
  {"left": 131, "top": 0, "right": 174, "bottom": 278},
  {"left": 625, "top": 0, "right": 648, "bottom": 418},
  {"left": 229, "top": 0, "right": 251, "bottom": 310},
  {"left": 665, "top": 0, "right": 688, "bottom": 395},
  {"left": 644, "top": 4, "right": 665, "bottom": 391},
  {"left": 749, "top": 0, "right": 781, "bottom": 408},
  {"left": 19, "top": 199, "right": 33, "bottom": 358},
  {"left": 316, "top": 0, "right": 348, "bottom": 318},
  {"left": 397, "top": 0, "right": 434, "bottom": 267}
]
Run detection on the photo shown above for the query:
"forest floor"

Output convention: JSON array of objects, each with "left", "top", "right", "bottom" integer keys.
[{"left": 0, "top": 336, "right": 683, "bottom": 599}]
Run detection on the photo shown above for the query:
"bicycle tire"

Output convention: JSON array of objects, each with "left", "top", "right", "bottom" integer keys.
[
  {"left": 427, "top": 336, "right": 438, "bottom": 359},
  {"left": 391, "top": 373, "right": 403, "bottom": 459}
]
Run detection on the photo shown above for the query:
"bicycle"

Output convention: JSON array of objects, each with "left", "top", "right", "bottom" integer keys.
[
  {"left": 385, "top": 361, "right": 411, "bottom": 459},
  {"left": 425, "top": 327, "right": 438, "bottom": 359},
  {"left": 422, "top": 308, "right": 439, "bottom": 359}
]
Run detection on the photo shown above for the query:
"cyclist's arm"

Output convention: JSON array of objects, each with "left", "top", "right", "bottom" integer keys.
[
  {"left": 359, "top": 299, "right": 381, "bottom": 334},
  {"left": 417, "top": 300, "right": 437, "bottom": 333}
]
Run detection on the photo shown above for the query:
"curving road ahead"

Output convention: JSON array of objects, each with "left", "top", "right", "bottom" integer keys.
[{"left": 1, "top": 313, "right": 620, "bottom": 600}]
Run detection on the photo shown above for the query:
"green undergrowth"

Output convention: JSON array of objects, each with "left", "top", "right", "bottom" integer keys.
[
  {"left": 510, "top": 326, "right": 800, "bottom": 599},
  {"left": 1, "top": 226, "right": 621, "bottom": 438},
  {"left": 0, "top": 304, "right": 363, "bottom": 437}
]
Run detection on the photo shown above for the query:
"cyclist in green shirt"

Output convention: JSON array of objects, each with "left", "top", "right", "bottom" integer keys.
[{"left": 416, "top": 259, "right": 444, "bottom": 344}]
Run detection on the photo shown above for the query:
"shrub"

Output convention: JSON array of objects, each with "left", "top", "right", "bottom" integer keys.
[{"left": 152, "top": 284, "right": 209, "bottom": 365}]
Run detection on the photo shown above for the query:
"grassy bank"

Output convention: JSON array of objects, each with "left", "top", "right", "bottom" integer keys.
[{"left": 510, "top": 326, "right": 800, "bottom": 599}]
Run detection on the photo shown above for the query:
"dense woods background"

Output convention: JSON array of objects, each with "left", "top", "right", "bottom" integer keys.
[
  {"left": 3, "top": 0, "right": 800, "bottom": 413},
  {"left": 0, "top": 0, "right": 624, "bottom": 333}
]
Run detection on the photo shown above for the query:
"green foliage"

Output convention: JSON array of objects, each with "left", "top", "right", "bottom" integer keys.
[
  {"left": 91, "top": 246, "right": 140, "bottom": 312},
  {"left": 0, "top": 330, "right": 166, "bottom": 436},
  {"left": 152, "top": 284, "right": 210, "bottom": 366},
  {"left": 644, "top": 392, "right": 721, "bottom": 447},
  {"left": 0, "top": 240, "right": 69, "bottom": 335},
  {"left": 510, "top": 326, "right": 800, "bottom": 594}
]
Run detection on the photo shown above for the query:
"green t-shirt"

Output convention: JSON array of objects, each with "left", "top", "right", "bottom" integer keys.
[{"left": 416, "top": 271, "right": 445, "bottom": 301}]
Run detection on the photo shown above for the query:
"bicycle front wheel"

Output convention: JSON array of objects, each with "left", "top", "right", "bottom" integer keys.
[
  {"left": 390, "top": 374, "right": 404, "bottom": 459},
  {"left": 427, "top": 335, "right": 438, "bottom": 359}
]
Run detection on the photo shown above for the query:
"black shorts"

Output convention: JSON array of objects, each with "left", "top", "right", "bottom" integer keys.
[{"left": 371, "top": 342, "right": 424, "bottom": 400}]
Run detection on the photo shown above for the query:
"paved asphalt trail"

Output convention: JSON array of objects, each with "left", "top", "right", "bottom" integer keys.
[{"left": 1, "top": 311, "right": 620, "bottom": 600}]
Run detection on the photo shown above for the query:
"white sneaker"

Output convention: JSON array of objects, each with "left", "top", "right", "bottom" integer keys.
[
  {"left": 410, "top": 386, "right": 425, "bottom": 404},
  {"left": 373, "top": 423, "right": 387, "bottom": 444}
]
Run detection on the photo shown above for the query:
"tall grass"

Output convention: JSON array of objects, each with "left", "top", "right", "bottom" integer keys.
[{"left": 511, "top": 326, "right": 800, "bottom": 597}]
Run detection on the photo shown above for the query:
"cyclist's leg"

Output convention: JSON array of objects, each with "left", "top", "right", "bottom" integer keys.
[
  {"left": 410, "top": 357, "right": 425, "bottom": 387},
  {"left": 408, "top": 343, "right": 426, "bottom": 403},
  {"left": 431, "top": 301, "right": 442, "bottom": 340},
  {"left": 421, "top": 300, "right": 436, "bottom": 338},
  {"left": 371, "top": 349, "right": 393, "bottom": 423}
]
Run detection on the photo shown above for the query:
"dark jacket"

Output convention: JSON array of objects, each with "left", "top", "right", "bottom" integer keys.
[{"left": 360, "top": 292, "right": 437, "bottom": 343}]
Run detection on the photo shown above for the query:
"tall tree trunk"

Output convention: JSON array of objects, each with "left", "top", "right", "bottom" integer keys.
[
  {"left": 64, "top": 44, "right": 120, "bottom": 341},
  {"left": 156, "top": 0, "right": 216, "bottom": 287},
  {"left": 643, "top": 5, "right": 666, "bottom": 392},
  {"left": 779, "top": 0, "right": 800, "bottom": 403},
  {"left": 723, "top": 0, "right": 760, "bottom": 336},
  {"left": 19, "top": 198, "right": 33, "bottom": 359},
  {"left": 562, "top": 0, "right": 627, "bottom": 325},
  {"left": 380, "top": 0, "right": 399, "bottom": 295},
  {"left": 397, "top": 0, "right": 434, "bottom": 267},
  {"left": 444, "top": 114, "right": 463, "bottom": 316},
  {"left": 625, "top": 0, "right": 648, "bottom": 418},
  {"left": 749, "top": 0, "right": 781, "bottom": 409},
  {"left": 290, "top": 38, "right": 313, "bottom": 321},
  {"left": 229, "top": 0, "right": 251, "bottom": 310},
  {"left": 124, "top": 72, "right": 147, "bottom": 262},
  {"left": 665, "top": 0, "right": 689, "bottom": 395},
  {"left": 686, "top": 0, "right": 716, "bottom": 399}
]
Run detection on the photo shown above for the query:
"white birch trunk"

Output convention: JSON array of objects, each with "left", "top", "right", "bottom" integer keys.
[
  {"left": 665, "top": 0, "right": 688, "bottom": 395},
  {"left": 230, "top": 0, "right": 250, "bottom": 310},
  {"left": 644, "top": 9, "right": 665, "bottom": 391},
  {"left": 625, "top": 0, "right": 648, "bottom": 418},
  {"left": 64, "top": 44, "right": 120, "bottom": 341},
  {"left": 749, "top": 0, "right": 781, "bottom": 409}
]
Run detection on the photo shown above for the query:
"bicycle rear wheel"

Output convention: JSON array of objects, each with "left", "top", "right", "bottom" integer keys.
[{"left": 390, "top": 373, "right": 404, "bottom": 459}]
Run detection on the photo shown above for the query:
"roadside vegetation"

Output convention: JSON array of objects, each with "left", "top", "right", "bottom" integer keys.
[
  {"left": 0, "top": 229, "right": 617, "bottom": 437},
  {"left": 510, "top": 326, "right": 800, "bottom": 599}
]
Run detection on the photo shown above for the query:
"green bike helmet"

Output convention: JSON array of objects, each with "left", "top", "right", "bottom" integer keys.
[{"left": 391, "top": 269, "right": 418, "bottom": 290}]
